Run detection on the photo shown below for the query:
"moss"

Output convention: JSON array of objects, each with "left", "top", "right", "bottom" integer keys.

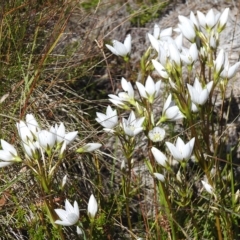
[
  {"left": 127, "top": 0, "right": 169, "bottom": 27},
  {"left": 81, "top": 0, "right": 99, "bottom": 11}
]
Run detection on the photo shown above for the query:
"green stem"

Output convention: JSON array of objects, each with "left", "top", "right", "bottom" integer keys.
[{"left": 158, "top": 182, "right": 177, "bottom": 240}]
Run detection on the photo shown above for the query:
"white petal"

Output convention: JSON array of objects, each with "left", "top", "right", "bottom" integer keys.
[
  {"left": 0, "top": 150, "right": 14, "bottom": 161},
  {"left": 151, "top": 147, "right": 167, "bottom": 167},
  {"left": 113, "top": 40, "right": 128, "bottom": 56},
  {"left": 136, "top": 82, "right": 147, "bottom": 98},
  {"left": 88, "top": 194, "right": 98, "bottom": 218},
  {"left": 145, "top": 75, "right": 155, "bottom": 96},
  {"left": 152, "top": 59, "right": 169, "bottom": 78},
  {"left": 206, "top": 9, "right": 215, "bottom": 28},
  {"left": 218, "top": 8, "right": 229, "bottom": 30},
  {"left": 64, "top": 131, "right": 78, "bottom": 145},
  {"left": 153, "top": 24, "right": 160, "bottom": 39},
  {"left": 124, "top": 34, "right": 131, "bottom": 54},
  {"left": 160, "top": 27, "right": 172, "bottom": 38},
  {"left": 153, "top": 173, "right": 165, "bottom": 182},
  {"left": 105, "top": 44, "right": 119, "bottom": 55},
  {"left": 0, "top": 161, "right": 13, "bottom": 168},
  {"left": 166, "top": 142, "right": 183, "bottom": 161},
  {"left": 197, "top": 11, "right": 206, "bottom": 28},
  {"left": 163, "top": 94, "right": 172, "bottom": 113},
  {"left": 1, "top": 139, "right": 17, "bottom": 156},
  {"left": 148, "top": 33, "right": 160, "bottom": 53}
]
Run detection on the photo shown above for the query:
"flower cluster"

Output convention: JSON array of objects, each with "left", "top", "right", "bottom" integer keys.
[
  {"left": 103, "top": 7, "right": 238, "bottom": 194},
  {"left": 0, "top": 114, "right": 102, "bottom": 168},
  {"left": 54, "top": 194, "right": 98, "bottom": 235}
]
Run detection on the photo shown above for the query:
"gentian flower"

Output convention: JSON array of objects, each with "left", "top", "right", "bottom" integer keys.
[
  {"left": 178, "top": 15, "right": 196, "bottom": 42},
  {"left": 151, "top": 147, "right": 167, "bottom": 167},
  {"left": 169, "top": 42, "right": 181, "bottom": 67},
  {"left": 54, "top": 123, "right": 78, "bottom": 145},
  {"left": 197, "top": 9, "right": 220, "bottom": 30},
  {"left": 166, "top": 137, "right": 195, "bottom": 162},
  {"left": 16, "top": 120, "right": 34, "bottom": 143},
  {"left": 152, "top": 59, "right": 169, "bottom": 79},
  {"left": 153, "top": 24, "right": 172, "bottom": 40},
  {"left": 217, "top": 8, "right": 229, "bottom": 32},
  {"left": 159, "top": 94, "right": 184, "bottom": 122},
  {"left": 26, "top": 114, "right": 40, "bottom": 137},
  {"left": 38, "top": 129, "right": 56, "bottom": 152},
  {"left": 136, "top": 76, "right": 161, "bottom": 103},
  {"left": 153, "top": 173, "right": 165, "bottom": 182},
  {"left": 220, "top": 56, "right": 240, "bottom": 79},
  {"left": 180, "top": 43, "right": 198, "bottom": 66},
  {"left": 96, "top": 105, "right": 118, "bottom": 132},
  {"left": 0, "top": 139, "right": 22, "bottom": 167},
  {"left": 187, "top": 78, "right": 213, "bottom": 105},
  {"left": 88, "top": 194, "right": 98, "bottom": 218},
  {"left": 106, "top": 34, "right": 131, "bottom": 58},
  {"left": 122, "top": 111, "right": 145, "bottom": 137},
  {"left": 148, "top": 127, "right": 165, "bottom": 142},
  {"left": 23, "top": 141, "right": 40, "bottom": 160},
  {"left": 55, "top": 199, "right": 79, "bottom": 226},
  {"left": 214, "top": 49, "right": 225, "bottom": 75}
]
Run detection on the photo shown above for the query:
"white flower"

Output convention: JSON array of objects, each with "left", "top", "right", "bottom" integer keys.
[
  {"left": 166, "top": 137, "right": 195, "bottom": 162},
  {"left": 148, "top": 33, "right": 160, "bottom": 53},
  {"left": 187, "top": 78, "right": 213, "bottom": 105},
  {"left": 54, "top": 123, "right": 66, "bottom": 144},
  {"left": 190, "top": 11, "right": 199, "bottom": 29},
  {"left": 153, "top": 24, "right": 172, "bottom": 40},
  {"left": 122, "top": 111, "right": 145, "bottom": 137},
  {"left": 148, "top": 127, "right": 165, "bottom": 142},
  {"left": 105, "top": 34, "right": 131, "bottom": 57},
  {"left": 148, "top": 26, "right": 172, "bottom": 52},
  {"left": 55, "top": 199, "right": 79, "bottom": 226},
  {"left": 0, "top": 140, "right": 21, "bottom": 167},
  {"left": 214, "top": 49, "right": 225, "bottom": 75},
  {"left": 38, "top": 129, "right": 56, "bottom": 151},
  {"left": 169, "top": 43, "right": 181, "bottom": 67},
  {"left": 26, "top": 114, "right": 40, "bottom": 137},
  {"left": 16, "top": 120, "right": 34, "bottom": 143},
  {"left": 136, "top": 76, "right": 161, "bottom": 103},
  {"left": 201, "top": 180, "right": 214, "bottom": 195},
  {"left": 153, "top": 173, "right": 165, "bottom": 182},
  {"left": 174, "top": 33, "right": 183, "bottom": 50},
  {"left": 88, "top": 194, "right": 98, "bottom": 218},
  {"left": 96, "top": 105, "right": 118, "bottom": 131},
  {"left": 118, "top": 77, "right": 135, "bottom": 103},
  {"left": 77, "top": 143, "right": 102, "bottom": 153},
  {"left": 217, "top": 8, "right": 229, "bottom": 32},
  {"left": 158, "top": 42, "right": 169, "bottom": 67},
  {"left": 197, "top": 9, "right": 220, "bottom": 30},
  {"left": 64, "top": 131, "right": 78, "bottom": 145},
  {"left": 180, "top": 43, "right": 198, "bottom": 66},
  {"left": 178, "top": 15, "right": 196, "bottom": 42},
  {"left": 220, "top": 57, "right": 240, "bottom": 79},
  {"left": 152, "top": 59, "right": 169, "bottom": 79},
  {"left": 160, "top": 94, "right": 184, "bottom": 122},
  {"left": 151, "top": 147, "right": 167, "bottom": 167},
  {"left": 23, "top": 141, "right": 40, "bottom": 160},
  {"left": 54, "top": 123, "right": 78, "bottom": 145}
]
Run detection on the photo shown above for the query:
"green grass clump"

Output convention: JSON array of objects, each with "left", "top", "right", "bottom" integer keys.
[{"left": 127, "top": 0, "right": 169, "bottom": 27}]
